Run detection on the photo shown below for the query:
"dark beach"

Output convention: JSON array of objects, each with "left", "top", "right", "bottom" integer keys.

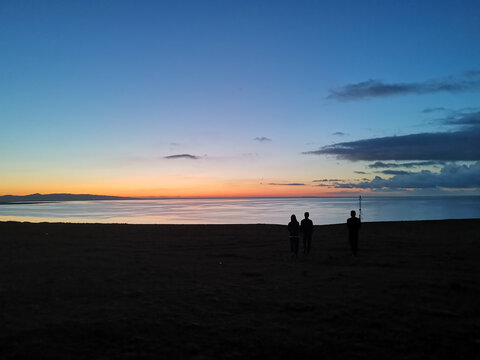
[{"left": 1, "top": 220, "right": 479, "bottom": 359}]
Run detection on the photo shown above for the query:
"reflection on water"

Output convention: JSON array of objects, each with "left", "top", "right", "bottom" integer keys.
[{"left": 1, "top": 197, "right": 479, "bottom": 225}]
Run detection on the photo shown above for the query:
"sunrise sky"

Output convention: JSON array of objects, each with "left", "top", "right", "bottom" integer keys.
[{"left": 1, "top": 0, "right": 479, "bottom": 197}]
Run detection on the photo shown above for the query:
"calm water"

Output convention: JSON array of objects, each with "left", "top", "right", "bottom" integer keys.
[{"left": 1, "top": 197, "right": 479, "bottom": 225}]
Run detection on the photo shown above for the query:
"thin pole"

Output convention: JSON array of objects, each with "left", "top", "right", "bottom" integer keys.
[{"left": 359, "top": 195, "right": 362, "bottom": 221}]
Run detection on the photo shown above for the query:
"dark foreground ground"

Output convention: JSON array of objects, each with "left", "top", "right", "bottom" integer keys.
[{"left": 1, "top": 220, "right": 479, "bottom": 359}]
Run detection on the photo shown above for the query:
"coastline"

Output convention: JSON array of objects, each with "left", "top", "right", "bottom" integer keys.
[{"left": 1, "top": 220, "right": 479, "bottom": 359}]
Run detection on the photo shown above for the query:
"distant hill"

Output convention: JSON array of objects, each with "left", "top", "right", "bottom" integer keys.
[{"left": 0, "top": 193, "right": 134, "bottom": 204}]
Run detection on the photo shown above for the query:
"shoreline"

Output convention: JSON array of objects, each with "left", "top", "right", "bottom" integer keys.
[{"left": 1, "top": 217, "right": 480, "bottom": 227}]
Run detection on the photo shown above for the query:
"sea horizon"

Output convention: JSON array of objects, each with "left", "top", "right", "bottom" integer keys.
[
  {"left": 2, "top": 193, "right": 480, "bottom": 201},
  {"left": 1, "top": 195, "right": 479, "bottom": 225}
]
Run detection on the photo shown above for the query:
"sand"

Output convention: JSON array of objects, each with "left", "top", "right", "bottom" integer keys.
[{"left": 1, "top": 220, "right": 479, "bottom": 359}]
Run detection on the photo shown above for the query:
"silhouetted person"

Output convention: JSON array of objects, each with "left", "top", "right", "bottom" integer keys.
[
  {"left": 347, "top": 210, "right": 361, "bottom": 256},
  {"left": 300, "top": 212, "right": 313, "bottom": 254},
  {"left": 288, "top": 214, "right": 300, "bottom": 257}
]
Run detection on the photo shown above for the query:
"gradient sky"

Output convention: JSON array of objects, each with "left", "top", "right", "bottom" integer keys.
[{"left": 1, "top": 0, "right": 480, "bottom": 197}]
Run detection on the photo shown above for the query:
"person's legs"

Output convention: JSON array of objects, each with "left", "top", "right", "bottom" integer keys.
[
  {"left": 293, "top": 237, "right": 299, "bottom": 256},
  {"left": 349, "top": 236, "right": 358, "bottom": 256}
]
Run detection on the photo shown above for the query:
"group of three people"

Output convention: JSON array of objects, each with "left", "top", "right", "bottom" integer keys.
[{"left": 288, "top": 210, "right": 361, "bottom": 257}]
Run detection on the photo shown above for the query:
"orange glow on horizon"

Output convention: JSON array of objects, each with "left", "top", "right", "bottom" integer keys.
[
  {"left": 1, "top": 179, "right": 366, "bottom": 198},
  {"left": 0, "top": 167, "right": 370, "bottom": 198}
]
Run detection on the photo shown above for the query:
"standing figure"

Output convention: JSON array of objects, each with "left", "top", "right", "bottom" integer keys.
[
  {"left": 347, "top": 210, "right": 361, "bottom": 256},
  {"left": 300, "top": 212, "right": 314, "bottom": 254},
  {"left": 287, "top": 214, "right": 300, "bottom": 257}
]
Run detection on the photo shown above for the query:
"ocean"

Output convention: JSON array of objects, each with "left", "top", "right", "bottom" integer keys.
[{"left": 1, "top": 196, "right": 479, "bottom": 225}]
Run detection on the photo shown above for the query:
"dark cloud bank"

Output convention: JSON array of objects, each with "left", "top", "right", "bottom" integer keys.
[
  {"left": 305, "top": 109, "right": 480, "bottom": 161},
  {"left": 328, "top": 71, "right": 480, "bottom": 101},
  {"left": 306, "top": 109, "right": 480, "bottom": 191},
  {"left": 307, "top": 130, "right": 480, "bottom": 161},
  {"left": 337, "top": 162, "right": 480, "bottom": 190}
]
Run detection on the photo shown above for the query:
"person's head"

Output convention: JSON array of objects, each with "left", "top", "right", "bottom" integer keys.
[
  {"left": 291, "top": 214, "right": 297, "bottom": 222},
  {"left": 304, "top": 212, "right": 309, "bottom": 218},
  {"left": 350, "top": 210, "right": 356, "bottom": 217}
]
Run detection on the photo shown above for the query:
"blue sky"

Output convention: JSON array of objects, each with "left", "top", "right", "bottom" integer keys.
[{"left": 1, "top": 0, "right": 479, "bottom": 196}]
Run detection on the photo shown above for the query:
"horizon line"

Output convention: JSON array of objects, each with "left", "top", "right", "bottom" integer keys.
[{"left": 1, "top": 192, "right": 478, "bottom": 200}]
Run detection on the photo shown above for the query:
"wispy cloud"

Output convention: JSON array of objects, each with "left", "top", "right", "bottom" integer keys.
[
  {"left": 439, "top": 109, "right": 480, "bottom": 127},
  {"left": 313, "top": 179, "right": 342, "bottom": 182},
  {"left": 368, "top": 161, "right": 443, "bottom": 169},
  {"left": 335, "top": 162, "right": 480, "bottom": 189},
  {"left": 332, "top": 132, "right": 347, "bottom": 136},
  {"left": 254, "top": 136, "right": 272, "bottom": 142},
  {"left": 314, "top": 179, "right": 347, "bottom": 187},
  {"left": 164, "top": 154, "right": 200, "bottom": 160},
  {"left": 354, "top": 171, "right": 367, "bottom": 174},
  {"left": 268, "top": 182, "right": 305, "bottom": 186},
  {"left": 379, "top": 170, "right": 412, "bottom": 175},
  {"left": 422, "top": 107, "right": 448, "bottom": 114},
  {"left": 328, "top": 71, "right": 480, "bottom": 101}
]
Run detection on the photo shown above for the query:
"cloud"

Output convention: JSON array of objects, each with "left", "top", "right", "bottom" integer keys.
[
  {"left": 379, "top": 170, "right": 412, "bottom": 175},
  {"left": 368, "top": 161, "right": 443, "bottom": 169},
  {"left": 313, "top": 179, "right": 342, "bottom": 182},
  {"left": 305, "top": 108, "right": 480, "bottom": 161},
  {"left": 354, "top": 171, "right": 367, "bottom": 174},
  {"left": 254, "top": 136, "right": 272, "bottom": 142},
  {"left": 439, "top": 109, "right": 480, "bottom": 127},
  {"left": 305, "top": 129, "right": 480, "bottom": 161},
  {"left": 422, "top": 107, "right": 448, "bottom": 114},
  {"left": 241, "top": 152, "right": 260, "bottom": 159},
  {"left": 332, "top": 132, "right": 347, "bottom": 136},
  {"left": 336, "top": 162, "right": 480, "bottom": 189},
  {"left": 268, "top": 183, "right": 305, "bottom": 186},
  {"left": 164, "top": 154, "right": 200, "bottom": 160},
  {"left": 328, "top": 71, "right": 480, "bottom": 101},
  {"left": 465, "top": 70, "right": 480, "bottom": 77}
]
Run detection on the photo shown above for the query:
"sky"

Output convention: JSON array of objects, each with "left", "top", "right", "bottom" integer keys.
[{"left": 1, "top": 0, "right": 480, "bottom": 197}]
